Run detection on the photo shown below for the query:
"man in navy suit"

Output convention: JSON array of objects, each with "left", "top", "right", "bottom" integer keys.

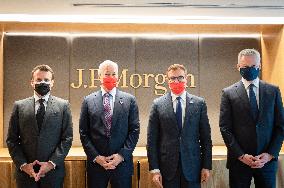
[
  {"left": 79, "top": 60, "right": 140, "bottom": 188},
  {"left": 219, "top": 49, "right": 284, "bottom": 188},
  {"left": 147, "top": 64, "right": 212, "bottom": 188}
]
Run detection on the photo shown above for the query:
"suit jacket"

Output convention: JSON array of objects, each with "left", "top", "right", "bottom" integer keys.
[
  {"left": 219, "top": 80, "right": 284, "bottom": 168},
  {"left": 147, "top": 92, "right": 212, "bottom": 181},
  {"left": 79, "top": 89, "right": 140, "bottom": 177},
  {"left": 6, "top": 95, "right": 73, "bottom": 181}
]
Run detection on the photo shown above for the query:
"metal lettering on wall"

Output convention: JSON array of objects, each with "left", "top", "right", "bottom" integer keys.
[{"left": 71, "top": 69, "right": 196, "bottom": 95}]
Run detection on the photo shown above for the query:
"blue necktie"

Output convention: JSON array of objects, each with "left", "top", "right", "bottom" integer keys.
[
  {"left": 249, "top": 84, "right": 258, "bottom": 121},
  {"left": 176, "top": 96, "right": 182, "bottom": 134}
]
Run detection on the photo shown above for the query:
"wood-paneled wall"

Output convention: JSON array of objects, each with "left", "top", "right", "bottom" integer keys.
[
  {"left": 0, "top": 23, "right": 283, "bottom": 148},
  {"left": 261, "top": 25, "right": 284, "bottom": 94}
]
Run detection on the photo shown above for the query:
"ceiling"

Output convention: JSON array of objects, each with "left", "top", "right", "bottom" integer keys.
[{"left": 0, "top": 0, "right": 284, "bottom": 24}]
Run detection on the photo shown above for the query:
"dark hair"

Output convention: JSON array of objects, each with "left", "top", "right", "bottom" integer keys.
[{"left": 31, "top": 64, "right": 54, "bottom": 80}]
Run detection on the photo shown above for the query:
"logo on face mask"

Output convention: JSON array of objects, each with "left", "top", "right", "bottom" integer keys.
[
  {"left": 169, "top": 82, "right": 185, "bottom": 95},
  {"left": 35, "top": 82, "right": 50, "bottom": 96},
  {"left": 240, "top": 67, "right": 260, "bottom": 81},
  {"left": 103, "top": 77, "right": 117, "bottom": 91}
]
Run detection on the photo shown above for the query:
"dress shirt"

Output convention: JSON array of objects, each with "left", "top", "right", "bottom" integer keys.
[
  {"left": 171, "top": 91, "right": 186, "bottom": 127},
  {"left": 242, "top": 77, "right": 259, "bottom": 108},
  {"left": 101, "top": 87, "right": 117, "bottom": 115}
]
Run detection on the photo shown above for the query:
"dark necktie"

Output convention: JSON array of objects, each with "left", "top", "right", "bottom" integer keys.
[
  {"left": 103, "top": 93, "right": 112, "bottom": 137},
  {"left": 249, "top": 84, "right": 258, "bottom": 121},
  {"left": 36, "top": 98, "right": 45, "bottom": 132},
  {"left": 175, "top": 96, "right": 182, "bottom": 134}
]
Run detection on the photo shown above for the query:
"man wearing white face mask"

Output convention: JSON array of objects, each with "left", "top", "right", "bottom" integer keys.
[
  {"left": 219, "top": 49, "right": 284, "bottom": 188},
  {"left": 147, "top": 64, "right": 212, "bottom": 188},
  {"left": 6, "top": 64, "right": 73, "bottom": 188}
]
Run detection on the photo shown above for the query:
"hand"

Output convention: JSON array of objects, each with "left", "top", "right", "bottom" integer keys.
[
  {"left": 34, "top": 161, "right": 54, "bottom": 181},
  {"left": 21, "top": 161, "right": 37, "bottom": 179},
  {"left": 251, "top": 153, "right": 273, "bottom": 168},
  {"left": 152, "top": 172, "right": 163, "bottom": 188},
  {"left": 238, "top": 154, "right": 257, "bottom": 166},
  {"left": 201, "top": 168, "right": 210, "bottom": 183},
  {"left": 95, "top": 155, "right": 116, "bottom": 170},
  {"left": 105, "top": 154, "right": 124, "bottom": 169}
]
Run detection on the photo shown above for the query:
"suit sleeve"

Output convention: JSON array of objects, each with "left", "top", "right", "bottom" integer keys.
[
  {"left": 79, "top": 98, "right": 100, "bottom": 161},
  {"left": 199, "top": 100, "right": 212, "bottom": 170},
  {"left": 118, "top": 97, "right": 140, "bottom": 161},
  {"left": 267, "top": 87, "right": 284, "bottom": 158},
  {"left": 6, "top": 102, "right": 28, "bottom": 169},
  {"left": 219, "top": 90, "right": 244, "bottom": 159},
  {"left": 147, "top": 102, "right": 160, "bottom": 171},
  {"left": 49, "top": 102, "right": 73, "bottom": 166}
]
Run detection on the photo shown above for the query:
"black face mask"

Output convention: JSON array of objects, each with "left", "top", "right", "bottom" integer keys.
[
  {"left": 35, "top": 83, "right": 50, "bottom": 96},
  {"left": 240, "top": 67, "right": 260, "bottom": 81}
]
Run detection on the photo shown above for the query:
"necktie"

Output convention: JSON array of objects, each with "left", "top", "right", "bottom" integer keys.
[
  {"left": 249, "top": 84, "right": 258, "bottom": 121},
  {"left": 103, "top": 93, "right": 112, "bottom": 137},
  {"left": 176, "top": 96, "right": 182, "bottom": 134},
  {"left": 36, "top": 98, "right": 45, "bottom": 132}
]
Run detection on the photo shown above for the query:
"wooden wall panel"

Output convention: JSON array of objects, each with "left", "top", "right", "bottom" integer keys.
[
  {"left": 64, "top": 161, "right": 86, "bottom": 188},
  {"left": 0, "top": 27, "right": 3, "bottom": 147},
  {"left": 261, "top": 25, "right": 284, "bottom": 94}
]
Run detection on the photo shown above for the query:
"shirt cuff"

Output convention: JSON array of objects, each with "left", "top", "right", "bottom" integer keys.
[
  {"left": 48, "top": 161, "right": 56, "bottom": 169},
  {"left": 150, "top": 169, "right": 160, "bottom": 173},
  {"left": 20, "top": 163, "right": 27, "bottom": 171}
]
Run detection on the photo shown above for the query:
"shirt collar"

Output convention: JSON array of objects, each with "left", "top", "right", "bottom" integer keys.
[
  {"left": 171, "top": 91, "right": 186, "bottom": 102},
  {"left": 34, "top": 92, "right": 50, "bottom": 102},
  {"left": 101, "top": 87, "right": 117, "bottom": 97},
  {"left": 242, "top": 77, "right": 259, "bottom": 89}
]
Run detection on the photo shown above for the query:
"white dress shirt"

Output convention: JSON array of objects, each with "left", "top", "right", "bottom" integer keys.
[
  {"left": 101, "top": 87, "right": 117, "bottom": 115},
  {"left": 241, "top": 77, "right": 259, "bottom": 108},
  {"left": 34, "top": 93, "right": 50, "bottom": 114}
]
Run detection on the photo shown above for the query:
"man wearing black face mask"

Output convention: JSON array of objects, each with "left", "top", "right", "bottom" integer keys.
[
  {"left": 6, "top": 64, "right": 73, "bottom": 188},
  {"left": 219, "top": 49, "right": 284, "bottom": 188}
]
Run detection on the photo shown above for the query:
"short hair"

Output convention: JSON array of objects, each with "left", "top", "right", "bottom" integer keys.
[
  {"left": 31, "top": 64, "right": 54, "bottom": 80},
  {"left": 166, "top": 64, "right": 187, "bottom": 77},
  {"left": 238, "top": 49, "right": 261, "bottom": 65},
  {"left": 98, "top": 60, "right": 119, "bottom": 76}
]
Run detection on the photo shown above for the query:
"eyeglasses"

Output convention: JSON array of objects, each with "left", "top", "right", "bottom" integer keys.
[{"left": 169, "top": 76, "right": 185, "bottom": 82}]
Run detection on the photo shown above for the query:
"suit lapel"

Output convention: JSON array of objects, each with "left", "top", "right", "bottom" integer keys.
[
  {"left": 111, "top": 90, "right": 123, "bottom": 130},
  {"left": 92, "top": 91, "right": 106, "bottom": 126},
  {"left": 41, "top": 96, "right": 56, "bottom": 131},
  {"left": 183, "top": 92, "right": 195, "bottom": 129},
  {"left": 163, "top": 93, "right": 179, "bottom": 132},
  {"left": 27, "top": 97, "right": 39, "bottom": 133},
  {"left": 257, "top": 81, "right": 265, "bottom": 123},
  {"left": 235, "top": 81, "right": 251, "bottom": 113}
]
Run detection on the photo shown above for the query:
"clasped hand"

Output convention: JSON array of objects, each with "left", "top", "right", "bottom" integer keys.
[
  {"left": 239, "top": 153, "right": 273, "bottom": 168},
  {"left": 21, "top": 160, "right": 54, "bottom": 182},
  {"left": 95, "top": 154, "right": 124, "bottom": 170}
]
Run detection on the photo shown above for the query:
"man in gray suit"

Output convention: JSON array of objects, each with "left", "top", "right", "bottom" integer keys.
[
  {"left": 147, "top": 64, "right": 212, "bottom": 188},
  {"left": 6, "top": 64, "right": 73, "bottom": 188},
  {"left": 79, "top": 60, "right": 140, "bottom": 188},
  {"left": 219, "top": 49, "right": 284, "bottom": 188}
]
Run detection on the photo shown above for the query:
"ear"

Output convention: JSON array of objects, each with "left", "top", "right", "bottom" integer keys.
[
  {"left": 236, "top": 63, "right": 240, "bottom": 71},
  {"left": 50, "top": 80, "right": 55, "bottom": 88},
  {"left": 30, "top": 79, "right": 34, "bottom": 87}
]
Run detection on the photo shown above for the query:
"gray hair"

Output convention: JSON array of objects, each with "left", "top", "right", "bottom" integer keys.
[
  {"left": 98, "top": 60, "right": 119, "bottom": 76},
  {"left": 238, "top": 49, "right": 261, "bottom": 65}
]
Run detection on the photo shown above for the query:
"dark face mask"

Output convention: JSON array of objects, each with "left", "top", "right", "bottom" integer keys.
[
  {"left": 35, "top": 82, "right": 50, "bottom": 96},
  {"left": 240, "top": 67, "right": 260, "bottom": 81}
]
